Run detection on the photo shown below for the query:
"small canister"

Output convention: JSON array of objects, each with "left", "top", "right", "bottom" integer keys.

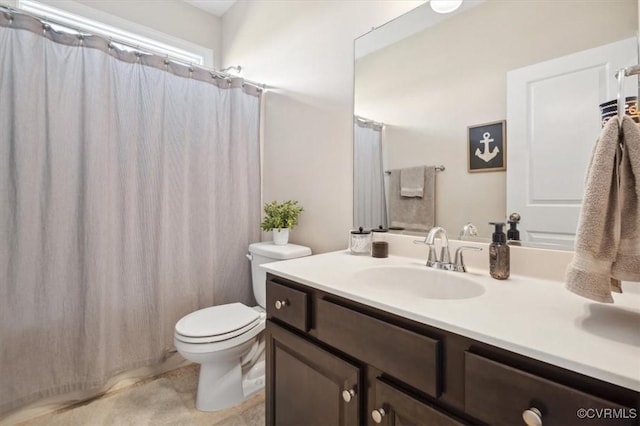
[
  {"left": 371, "top": 225, "right": 389, "bottom": 258},
  {"left": 349, "top": 227, "right": 372, "bottom": 255}
]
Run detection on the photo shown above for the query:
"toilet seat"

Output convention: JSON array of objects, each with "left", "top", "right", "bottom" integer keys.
[
  {"left": 175, "top": 303, "right": 263, "bottom": 344},
  {"left": 174, "top": 315, "right": 265, "bottom": 355}
]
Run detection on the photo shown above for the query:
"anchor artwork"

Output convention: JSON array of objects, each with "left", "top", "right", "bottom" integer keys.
[{"left": 468, "top": 120, "right": 506, "bottom": 172}]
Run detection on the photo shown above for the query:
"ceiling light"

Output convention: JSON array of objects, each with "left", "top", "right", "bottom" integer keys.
[{"left": 430, "top": 0, "right": 463, "bottom": 14}]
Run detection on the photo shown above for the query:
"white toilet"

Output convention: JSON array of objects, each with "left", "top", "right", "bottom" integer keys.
[{"left": 174, "top": 242, "right": 311, "bottom": 412}]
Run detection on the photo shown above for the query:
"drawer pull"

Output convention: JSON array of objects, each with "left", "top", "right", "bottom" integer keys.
[
  {"left": 275, "top": 299, "right": 288, "bottom": 310},
  {"left": 522, "top": 407, "right": 542, "bottom": 426},
  {"left": 341, "top": 388, "right": 356, "bottom": 402},
  {"left": 371, "top": 408, "right": 386, "bottom": 424}
]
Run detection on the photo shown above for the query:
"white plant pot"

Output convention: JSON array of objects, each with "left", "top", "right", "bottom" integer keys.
[{"left": 273, "top": 228, "right": 290, "bottom": 245}]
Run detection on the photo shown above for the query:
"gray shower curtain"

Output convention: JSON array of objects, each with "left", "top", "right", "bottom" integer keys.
[{"left": 0, "top": 13, "right": 261, "bottom": 416}]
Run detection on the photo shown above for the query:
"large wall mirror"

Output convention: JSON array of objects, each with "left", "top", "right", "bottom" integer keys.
[{"left": 353, "top": 0, "right": 638, "bottom": 248}]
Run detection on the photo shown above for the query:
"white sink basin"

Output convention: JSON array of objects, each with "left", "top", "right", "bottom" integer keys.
[{"left": 352, "top": 265, "right": 485, "bottom": 300}]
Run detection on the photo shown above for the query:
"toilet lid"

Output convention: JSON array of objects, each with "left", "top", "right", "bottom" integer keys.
[
  {"left": 175, "top": 314, "right": 264, "bottom": 344},
  {"left": 175, "top": 303, "right": 261, "bottom": 338}
]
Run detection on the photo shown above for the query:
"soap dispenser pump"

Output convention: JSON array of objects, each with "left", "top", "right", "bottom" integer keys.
[{"left": 489, "top": 222, "right": 510, "bottom": 280}]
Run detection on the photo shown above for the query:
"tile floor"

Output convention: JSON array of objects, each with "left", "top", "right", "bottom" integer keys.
[{"left": 20, "top": 364, "right": 265, "bottom": 426}]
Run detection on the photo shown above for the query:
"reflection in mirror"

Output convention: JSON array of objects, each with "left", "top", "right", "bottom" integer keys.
[
  {"left": 354, "top": 116, "right": 386, "bottom": 229},
  {"left": 353, "top": 0, "right": 638, "bottom": 248}
]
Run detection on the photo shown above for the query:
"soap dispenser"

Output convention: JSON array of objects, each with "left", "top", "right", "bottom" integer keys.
[{"left": 489, "top": 222, "right": 510, "bottom": 280}]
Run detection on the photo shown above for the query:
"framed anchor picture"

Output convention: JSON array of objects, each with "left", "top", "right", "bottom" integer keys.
[{"left": 467, "top": 120, "right": 506, "bottom": 173}]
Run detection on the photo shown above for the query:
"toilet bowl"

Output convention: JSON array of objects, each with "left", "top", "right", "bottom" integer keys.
[
  {"left": 174, "top": 242, "right": 311, "bottom": 412},
  {"left": 174, "top": 303, "right": 266, "bottom": 411}
]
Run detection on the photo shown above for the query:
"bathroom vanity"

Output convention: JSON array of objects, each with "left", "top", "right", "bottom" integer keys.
[{"left": 262, "top": 249, "right": 640, "bottom": 425}]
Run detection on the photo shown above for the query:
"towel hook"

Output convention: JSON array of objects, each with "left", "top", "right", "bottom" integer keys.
[{"left": 616, "top": 67, "right": 626, "bottom": 131}]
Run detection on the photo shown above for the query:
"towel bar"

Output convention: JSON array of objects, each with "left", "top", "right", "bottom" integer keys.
[
  {"left": 385, "top": 165, "right": 445, "bottom": 175},
  {"left": 615, "top": 64, "right": 640, "bottom": 131}
]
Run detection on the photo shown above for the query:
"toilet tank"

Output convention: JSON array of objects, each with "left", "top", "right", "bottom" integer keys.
[{"left": 248, "top": 242, "right": 312, "bottom": 308}]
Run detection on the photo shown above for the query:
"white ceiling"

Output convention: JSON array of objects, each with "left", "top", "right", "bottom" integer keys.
[
  {"left": 355, "top": 0, "right": 484, "bottom": 59},
  {"left": 183, "top": 0, "right": 237, "bottom": 17}
]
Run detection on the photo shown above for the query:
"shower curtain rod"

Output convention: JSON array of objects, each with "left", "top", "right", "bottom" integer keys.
[
  {"left": 0, "top": 4, "right": 267, "bottom": 90},
  {"left": 355, "top": 115, "right": 384, "bottom": 128}
]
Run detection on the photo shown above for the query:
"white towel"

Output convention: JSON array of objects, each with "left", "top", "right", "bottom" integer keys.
[
  {"left": 566, "top": 116, "right": 640, "bottom": 303},
  {"left": 400, "top": 166, "right": 425, "bottom": 198}
]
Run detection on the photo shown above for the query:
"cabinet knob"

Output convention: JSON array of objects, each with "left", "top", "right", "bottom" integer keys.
[
  {"left": 274, "top": 299, "right": 288, "bottom": 310},
  {"left": 522, "top": 407, "right": 542, "bottom": 426},
  {"left": 341, "top": 388, "right": 356, "bottom": 402},
  {"left": 371, "top": 408, "right": 386, "bottom": 424}
]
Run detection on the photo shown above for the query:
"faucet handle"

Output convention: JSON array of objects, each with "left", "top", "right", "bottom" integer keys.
[{"left": 453, "top": 246, "right": 483, "bottom": 272}]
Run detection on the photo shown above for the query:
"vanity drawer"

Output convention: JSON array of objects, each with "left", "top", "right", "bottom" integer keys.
[
  {"left": 464, "top": 352, "right": 635, "bottom": 425},
  {"left": 370, "top": 379, "right": 464, "bottom": 426},
  {"left": 266, "top": 280, "right": 309, "bottom": 332},
  {"left": 315, "top": 298, "right": 441, "bottom": 397}
]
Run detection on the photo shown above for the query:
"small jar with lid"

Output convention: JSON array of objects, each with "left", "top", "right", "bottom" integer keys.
[
  {"left": 371, "top": 225, "right": 389, "bottom": 258},
  {"left": 349, "top": 227, "right": 372, "bottom": 255}
]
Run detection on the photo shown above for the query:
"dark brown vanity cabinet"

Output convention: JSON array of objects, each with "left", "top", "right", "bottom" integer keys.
[
  {"left": 266, "top": 321, "right": 361, "bottom": 426},
  {"left": 265, "top": 274, "right": 639, "bottom": 426}
]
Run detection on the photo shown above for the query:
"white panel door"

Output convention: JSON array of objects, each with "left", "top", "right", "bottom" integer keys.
[{"left": 507, "top": 37, "right": 637, "bottom": 248}]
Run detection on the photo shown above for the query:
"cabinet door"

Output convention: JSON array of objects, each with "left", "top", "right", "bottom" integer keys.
[
  {"left": 266, "top": 321, "right": 361, "bottom": 426},
  {"left": 369, "top": 379, "right": 464, "bottom": 426}
]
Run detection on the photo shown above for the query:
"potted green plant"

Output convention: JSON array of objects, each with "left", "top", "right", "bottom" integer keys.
[{"left": 260, "top": 200, "right": 304, "bottom": 245}]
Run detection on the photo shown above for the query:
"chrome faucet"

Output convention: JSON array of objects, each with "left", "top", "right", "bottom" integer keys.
[
  {"left": 415, "top": 226, "right": 482, "bottom": 272},
  {"left": 426, "top": 226, "right": 451, "bottom": 268}
]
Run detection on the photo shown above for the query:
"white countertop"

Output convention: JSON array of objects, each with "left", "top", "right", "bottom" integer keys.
[{"left": 262, "top": 250, "right": 640, "bottom": 392}]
